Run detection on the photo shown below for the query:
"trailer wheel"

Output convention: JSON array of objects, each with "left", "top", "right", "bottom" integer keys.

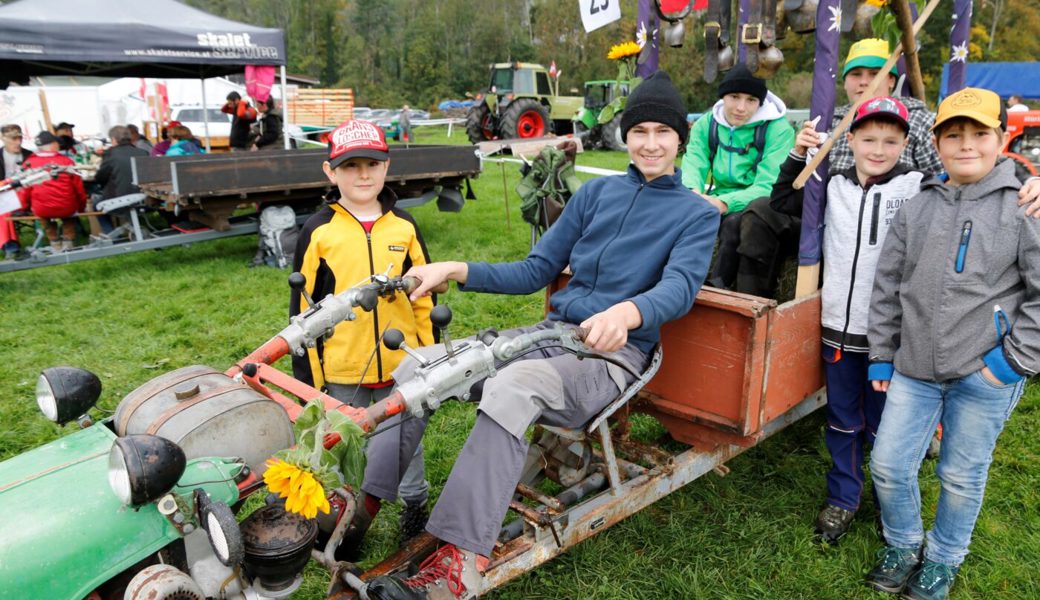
[
  {"left": 502, "top": 99, "right": 549, "bottom": 139},
  {"left": 466, "top": 104, "right": 495, "bottom": 144},
  {"left": 602, "top": 113, "right": 627, "bottom": 152}
]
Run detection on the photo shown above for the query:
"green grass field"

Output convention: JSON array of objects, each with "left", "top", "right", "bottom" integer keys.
[{"left": 1, "top": 127, "right": 1037, "bottom": 599}]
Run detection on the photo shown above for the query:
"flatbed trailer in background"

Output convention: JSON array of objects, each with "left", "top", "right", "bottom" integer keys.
[{"left": 0, "top": 145, "right": 481, "bottom": 273}]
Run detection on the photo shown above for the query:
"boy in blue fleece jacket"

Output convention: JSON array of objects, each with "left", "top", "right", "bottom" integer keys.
[
  {"left": 349, "top": 71, "right": 719, "bottom": 600},
  {"left": 865, "top": 88, "right": 1040, "bottom": 600}
]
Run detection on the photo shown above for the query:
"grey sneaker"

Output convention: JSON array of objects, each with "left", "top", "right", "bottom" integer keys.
[
  {"left": 815, "top": 504, "right": 856, "bottom": 544},
  {"left": 901, "top": 560, "right": 959, "bottom": 600},
  {"left": 866, "top": 545, "right": 923, "bottom": 594},
  {"left": 367, "top": 544, "right": 481, "bottom": 600}
]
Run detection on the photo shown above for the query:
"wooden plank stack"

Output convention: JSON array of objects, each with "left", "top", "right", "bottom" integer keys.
[{"left": 285, "top": 88, "right": 355, "bottom": 127}]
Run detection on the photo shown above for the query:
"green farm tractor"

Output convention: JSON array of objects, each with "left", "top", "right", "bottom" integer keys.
[
  {"left": 466, "top": 62, "right": 584, "bottom": 143},
  {"left": 572, "top": 78, "right": 638, "bottom": 151}
]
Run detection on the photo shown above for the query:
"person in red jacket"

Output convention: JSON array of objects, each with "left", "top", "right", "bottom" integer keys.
[{"left": 19, "top": 131, "right": 87, "bottom": 252}]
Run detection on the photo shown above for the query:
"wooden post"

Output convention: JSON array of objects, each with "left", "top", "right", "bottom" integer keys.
[
  {"left": 892, "top": 0, "right": 926, "bottom": 102},
  {"left": 38, "top": 90, "right": 54, "bottom": 133},
  {"left": 500, "top": 161, "right": 511, "bottom": 230},
  {"left": 792, "top": 0, "right": 940, "bottom": 190}
]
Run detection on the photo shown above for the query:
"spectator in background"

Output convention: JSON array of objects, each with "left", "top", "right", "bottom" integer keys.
[
  {"left": 2, "top": 124, "right": 33, "bottom": 259},
  {"left": 399, "top": 104, "right": 413, "bottom": 142},
  {"left": 95, "top": 125, "right": 149, "bottom": 233},
  {"left": 54, "top": 122, "right": 79, "bottom": 155},
  {"left": 150, "top": 121, "right": 180, "bottom": 157},
  {"left": 252, "top": 97, "right": 283, "bottom": 150},
  {"left": 127, "top": 124, "right": 153, "bottom": 152},
  {"left": 1006, "top": 95, "right": 1029, "bottom": 113},
  {"left": 19, "top": 131, "right": 87, "bottom": 252},
  {"left": 222, "top": 91, "right": 257, "bottom": 151},
  {"left": 165, "top": 125, "right": 204, "bottom": 156}
]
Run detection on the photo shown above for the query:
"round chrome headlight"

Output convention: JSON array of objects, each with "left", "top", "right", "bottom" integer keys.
[
  {"left": 107, "top": 443, "right": 133, "bottom": 505},
  {"left": 35, "top": 375, "right": 58, "bottom": 422},
  {"left": 35, "top": 367, "right": 102, "bottom": 424},
  {"left": 106, "top": 435, "right": 186, "bottom": 506}
]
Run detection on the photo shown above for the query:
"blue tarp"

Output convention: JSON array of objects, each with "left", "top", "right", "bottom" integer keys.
[{"left": 940, "top": 63, "right": 1040, "bottom": 101}]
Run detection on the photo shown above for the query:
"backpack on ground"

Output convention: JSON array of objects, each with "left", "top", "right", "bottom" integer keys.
[
  {"left": 516, "top": 141, "right": 582, "bottom": 248},
  {"left": 252, "top": 205, "right": 299, "bottom": 268}
]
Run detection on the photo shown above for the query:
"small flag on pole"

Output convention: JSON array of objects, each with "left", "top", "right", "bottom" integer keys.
[{"left": 549, "top": 61, "right": 559, "bottom": 79}]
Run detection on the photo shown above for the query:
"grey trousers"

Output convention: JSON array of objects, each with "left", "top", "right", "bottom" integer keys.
[
  {"left": 359, "top": 320, "right": 647, "bottom": 556},
  {"left": 325, "top": 382, "right": 429, "bottom": 504}
]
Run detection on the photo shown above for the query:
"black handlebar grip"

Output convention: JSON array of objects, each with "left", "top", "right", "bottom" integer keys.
[
  {"left": 288, "top": 272, "right": 306, "bottom": 290},
  {"left": 383, "top": 328, "right": 405, "bottom": 350},
  {"left": 357, "top": 287, "right": 379, "bottom": 312},
  {"left": 430, "top": 304, "right": 453, "bottom": 329}
]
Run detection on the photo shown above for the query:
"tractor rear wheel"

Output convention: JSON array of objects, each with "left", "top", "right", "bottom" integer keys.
[
  {"left": 501, "top": 99, "right": 549, "bottom": 139},
  {"left": 602, "top": 113, "right": 627, "bottom": 151},
  {"left": 466, "top": 103, "right": 495, "bottom": 143}
]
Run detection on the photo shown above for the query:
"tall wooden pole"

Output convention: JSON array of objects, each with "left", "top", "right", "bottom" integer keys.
[{"left": 892, "top": 0, "right": 926, "bottom": 102}]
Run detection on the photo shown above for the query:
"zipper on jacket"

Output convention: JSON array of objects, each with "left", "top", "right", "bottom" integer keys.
[
  {"left": 365, "top": 230, "right": 383, "bottom": 381},
  {"left": 869, "top": 192, "right": 881, "bottom": 245},
  {"left": 839, "top": 186, "right": 870, "bottom": 351}
]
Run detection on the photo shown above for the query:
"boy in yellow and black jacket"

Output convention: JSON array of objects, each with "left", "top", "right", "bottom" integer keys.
[{"left": 290, "top": 119, "right": 435, "bottom": 550}]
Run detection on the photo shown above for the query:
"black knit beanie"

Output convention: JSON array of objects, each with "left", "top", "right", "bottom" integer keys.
[
  {"left": 717, "top": 63, "right": 767, "bottom": 104},
  {"left": 621, "top": 70, "right": 689, "bottom": 146}
]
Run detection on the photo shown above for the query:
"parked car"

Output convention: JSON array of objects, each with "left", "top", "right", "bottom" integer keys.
[{"left": 169, "top": 105, "right": 232, "bottom": 141}]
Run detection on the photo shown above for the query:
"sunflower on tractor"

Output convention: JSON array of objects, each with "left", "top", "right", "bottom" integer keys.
[{"left": 465, "top": 62, "right": 584, "bottom": 143}]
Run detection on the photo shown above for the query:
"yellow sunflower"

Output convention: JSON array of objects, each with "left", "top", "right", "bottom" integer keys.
[
  {"left": 263, "top": 458, "right": 332, "bottom": 519},
  {"left": 865, "top": 0, "right": 889, "bottom": 7},
  {"left": 607, "top": 41, "right": 642, "bottom": 61}
]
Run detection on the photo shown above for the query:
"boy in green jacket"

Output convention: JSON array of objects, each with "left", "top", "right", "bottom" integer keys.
[{"left": 681, "top": 64, "right": 795, "bottom": 290}]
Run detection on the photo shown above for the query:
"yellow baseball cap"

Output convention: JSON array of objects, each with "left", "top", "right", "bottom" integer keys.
[
  {"left": 843, "top": 38, "right": 898, "bottom": 78},
  {"left": 932, "top": 87, "right": 1007, "bottom": 132}
]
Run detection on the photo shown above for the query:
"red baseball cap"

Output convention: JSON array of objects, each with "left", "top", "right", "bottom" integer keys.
[
  {"left": 327, "top": 119, "right": 389, "bottom": 168},
  {"left": 850, "top": 96, "right": 910, "bottom": 134}
]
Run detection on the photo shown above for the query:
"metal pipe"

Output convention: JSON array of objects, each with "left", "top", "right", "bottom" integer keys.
[
  {"left": 200, "top": 79, "right": 211, "bottom": 153},
  {"left": 281, "top": 66, "right": 290, "bottom": 150}
]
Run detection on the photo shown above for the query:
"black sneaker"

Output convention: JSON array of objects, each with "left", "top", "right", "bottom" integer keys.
[
  {"left": 866, "top": 545, "right": 922, "bottom": 594},
  {"left": 901, "top": 560, "right": 959, "bottom": 600},
  {"left": 815, "top": 504, "right": 856, "bottom": 544},
  {"left": 399, "top": 498, "right": 429, "bottom": 543}
]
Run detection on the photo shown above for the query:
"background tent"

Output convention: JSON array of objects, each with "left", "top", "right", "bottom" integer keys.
[
  {"left": 940, "top": 62, "right": 1040, "bottom": 101},
  {"left": 0, "top": 0, "right": 285, "bottom": 89}
]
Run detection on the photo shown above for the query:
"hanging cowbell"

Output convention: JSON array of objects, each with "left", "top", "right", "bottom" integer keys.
[{"left": 656, "top": 0, "right": 695, "bottom": 48}]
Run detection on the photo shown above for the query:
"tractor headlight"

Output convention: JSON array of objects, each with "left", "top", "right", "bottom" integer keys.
[
  {"left": 107, "top": 435, "right": 186, "bottom": 506},
  {"left": 36, "top": 367, "right": 102, "bottom": 424}
]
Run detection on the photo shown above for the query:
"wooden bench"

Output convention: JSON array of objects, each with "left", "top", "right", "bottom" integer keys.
[{"left": 8, "top": 211, "right": 104, "bottom": 222}]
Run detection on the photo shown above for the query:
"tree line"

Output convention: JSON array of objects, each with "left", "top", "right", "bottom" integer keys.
[{"left": 188, "top": 0, "right": 1040, "bottom": 112}]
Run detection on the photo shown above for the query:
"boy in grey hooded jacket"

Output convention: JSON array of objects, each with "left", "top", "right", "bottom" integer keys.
[{"left": 865, "top": 88, "right": 1040, "bottom": 600}]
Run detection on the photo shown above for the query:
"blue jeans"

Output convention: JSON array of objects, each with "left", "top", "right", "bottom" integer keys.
[{"left": 870, "top": 370, "right": 1023, "bottom": 567}]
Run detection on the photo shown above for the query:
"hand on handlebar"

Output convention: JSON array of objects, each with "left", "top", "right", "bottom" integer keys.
[
  {"left": 404, "top": 262, "right": 463, "bottom": 300},
  {"left": 579, "top": 301, "right": 642, "bottom": 353}
]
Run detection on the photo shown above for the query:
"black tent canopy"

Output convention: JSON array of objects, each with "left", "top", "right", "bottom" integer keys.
[{"left": 0, "top": 0, "right": 285, "bottom": 89}]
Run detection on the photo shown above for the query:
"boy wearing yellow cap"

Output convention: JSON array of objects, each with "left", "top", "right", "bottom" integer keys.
[{"left": 865, "top": 88, "right": 1040, "bottom": 600}]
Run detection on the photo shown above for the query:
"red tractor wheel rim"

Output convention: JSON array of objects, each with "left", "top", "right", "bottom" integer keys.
[
  {"left": 481, "top": 115, "right": 494, "bottom": 139},
  {"left": 517, "top": 111, "right": 546, "bottom": 138}
]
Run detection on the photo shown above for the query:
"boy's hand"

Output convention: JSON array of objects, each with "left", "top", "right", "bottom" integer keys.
[
  {"left": 793, "top": 120, "right": 822, "bottom": 158},
  {"left": 1017, "top": 177, "right": 1040, "bottom": 217},
  {"left": 705, "top": 196, "right": 728, "bottom": 214},
  {"left": 405, "top": 261, "right": 467, "bottom": 300},
  {"left": 580, "top": 301, "right": 642, "bottom": 353},
  {"left": 871, "top": 380, "right": 890, "bottom": 392}
]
